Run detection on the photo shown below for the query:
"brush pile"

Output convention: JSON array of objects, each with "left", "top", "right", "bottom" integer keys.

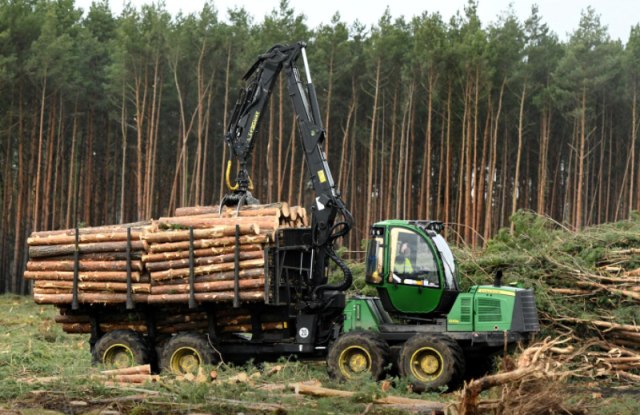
[{"left": 456, "top": 211, "right": 640, "bottom": 384}]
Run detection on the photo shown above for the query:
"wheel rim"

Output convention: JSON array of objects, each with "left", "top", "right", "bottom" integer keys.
[
  {"left": 409, "top": 347, "right": 444, "bottom": 382},
  {"left": 103, "top": 343, "right": 135, "bottom": 369},
  {"left": 338, "top": 345, "right": 372, "bottom": 378},
  {"left": 170, "top": 347, "right": 203, "bottom": 375}
]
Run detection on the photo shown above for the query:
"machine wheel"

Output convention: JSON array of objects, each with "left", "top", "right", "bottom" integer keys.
[
  {"left": 160, "top": 333, "right": 215, "bottom": 375},
  {"left": 327, "top": 331, "right": 390, "bottom": 381},
  {"left": 93, "top": 330, "right": 149, "bottom": 369},
  {"left": 398, "top": 334, "right": 465, "bottom": 391}
]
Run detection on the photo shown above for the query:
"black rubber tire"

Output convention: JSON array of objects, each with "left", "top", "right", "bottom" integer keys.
[
  {"left": 159, "top": 333, "right": 215, "bottom": 375},
  {"left": 327, "top": 331, "right": 390, "bottom": 381},
  {"left": 92, "top": 330, "right": 149, "bottom": 369},
  {"left": 398, "top": 334, "right": 465, "bottom": 391}
]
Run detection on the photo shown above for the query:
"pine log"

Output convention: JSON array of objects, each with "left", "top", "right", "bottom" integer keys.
[
  {"left": 28, "top": 231, "right": 143, "bottom": 246},
  {"left": 150, "top": 258, "right": 264, "bottom": 281},
  {"left": 156, "top": 312, "right": 207, "bottom": 325},
  {"left": 157, "top": 321, "right": 209, "bottom": 334},
  {"left": 146, "top": 290, "right": 264, "bottom": 304},
  {"left": 24, "top": 270, "right": 143, "bottom": 282},
  {"left": 28, "top": 252, "right": 144, "bottom": 262},
  {"left": 150, "top": 277, "right": 264, "bottom": 294},
  {"left": 142, "top": 224, "right": 259, "bottom": 243},
  {"left": 61, "top": 322, "right": 147, "bottom": 333},
  {"left": 34, "top": 293, "right": 148, "bottom": 305},
  {"left": 148, "top": 235, "right": 268, "bottom": 253},
  {"left": 27, "top": 260, "right": 143, "bottom": 272},
  {"left": 30, "top": 221, "right": 151, "bottom": 238},
  {"left": 175, "top": 203, "right": 290, "bottom": 218},
  {"left": 221, "top": 321, "right": 286, "bottom": 333},
  {"left": 55, "top": 312, "right": 146, "bottom": 324},
  {"left": 152, "top": 268, "right": 265, "bottom": 285},
  {"left": 145, "top": 250, "right": 264, "bottom": 272},
  {"left": 101, "top": 365, "right": 151, "bottom": 376},
  {"left": 34, "top": 280, "right": 151, "bottom": 293},
  {"left": 29, "top": 241, "right": 147, "bottom": 258},
  {"left": 142, "top": 244, "right": 262, "bottom": 263},
  {"left": 157, "top": 216, "right": 279, "bottom": 230}
]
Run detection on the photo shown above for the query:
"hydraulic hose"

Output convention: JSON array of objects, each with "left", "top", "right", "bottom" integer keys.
[{"left": 312, "top": 246, "right": 352, "bottom": 299}]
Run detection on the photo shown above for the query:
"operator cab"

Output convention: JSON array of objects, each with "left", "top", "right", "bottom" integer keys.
[{"left": 365, "top": 220, "right": 459, "bottom": 318}]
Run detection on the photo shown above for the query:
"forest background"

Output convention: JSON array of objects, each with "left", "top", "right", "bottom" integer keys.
[{"left": 1, "top": 0, "right": 639, "bottom": 294}]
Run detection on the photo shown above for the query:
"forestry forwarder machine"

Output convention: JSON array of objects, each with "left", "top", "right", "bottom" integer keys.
[
  {"left": 214, "top": 41, "right": 540, "bottom": 390},
  {"left": 88, "top": 41, "right": 539, "bottom": 391}
]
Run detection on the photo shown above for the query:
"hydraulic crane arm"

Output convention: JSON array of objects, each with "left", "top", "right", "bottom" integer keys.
[{"left": 222, "top": 42, "right": 353, "bottom": 294}]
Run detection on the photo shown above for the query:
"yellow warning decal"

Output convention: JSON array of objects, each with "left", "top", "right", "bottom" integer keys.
[
  {"left": 248, "top": 111, "right": 260, "bottom": 140},
  {"left": 478, "top": 288, "right": 515, "bottom": 297},
  {"left": 318, "top": 170, "right": 327, "bottom": 183}
]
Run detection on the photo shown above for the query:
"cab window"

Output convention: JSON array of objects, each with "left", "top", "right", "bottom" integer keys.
[
  {"left": 389, "top": 227, "right": 439, "bottom": 287},
  {"left": 365, "top": 237, "right": 384, "bottom": 284}
]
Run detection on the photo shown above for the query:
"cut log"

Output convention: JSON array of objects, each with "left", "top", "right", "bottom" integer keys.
[
  {"left": 145, "top": 250, "right": 264, "bottom": 272},
  {"left": 142, "top": 224, "right": 259, "bottom": 243},
  {"left": 152, "top": 268, "right": 265, "bottom": 285},
  {"left": 28, "top": 231, "right": 144, "bottom": 246},
  {"left": 150, "top": 277, "right": 264, "bottom": 294},
  {"left": 221, "top": 321, "right": 287, "bottom": 333},
  {"left": 157, "top": 321, "right": 209, "bottom": 334},
  {"left": 29, "top": 221, "right": 151, "bottom": 238},
  {"left": 150, "top": 258, "right": 264, "bottom": 281},
  {"left": 24, "top": 271, "right": 142, "bottom": 282},
  {"left": 29, "top": 240, "right": 147, "bottom": 259},
  {"left": 34, "top": 280, "right": 151, "bottom": 294},
  {"left": 156, "top": 216, "right": 278, "bottom": 230},
  {"left": 34, "top": 293, "right": 148, "bottom": 305},
  {"left": 61, "top": 322, "right": 147, "bottom": 333},
  {"left": 27, "top": 260, "right": 143, "bottom": 272},
  {"left": 148, "top": 235, "right": 268, "bottom": 253},
  {"left": 101, "top": 365, "right": 151, "bottom": 376},
  {"left": 142, "top": 244, "right": 262, "bottom": 263},
  {"left": 146, "top": 290, "right": 264, "bottom": 304},
  {"left": 28, "top": 252, "right": 144, "bottom": 262}
]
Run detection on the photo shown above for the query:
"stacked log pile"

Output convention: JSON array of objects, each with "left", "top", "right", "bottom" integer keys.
[
  {"left": 24, "top": 222, "right": 152, "bottom": 305},
  {"left": 144, "top": 203, "right": 307, "bottom": 305}
]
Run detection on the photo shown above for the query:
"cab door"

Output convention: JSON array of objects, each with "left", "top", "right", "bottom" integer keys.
[{"left": 380, "top": 226, "right": 444, "bottom": 314}]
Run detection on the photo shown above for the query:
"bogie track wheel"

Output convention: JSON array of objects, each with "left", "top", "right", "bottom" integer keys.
[
  {"left": 398, "top": 334, "right": 465, "bottom": 391},
  {"left": 160, "top": 333, "right": 215, "bottom": 375},
  {"left": 93, "top": 330, "right": 149, "bottom": 369},
  {"left": 327, "top": 331, "right": 389, "bottom": 381}
]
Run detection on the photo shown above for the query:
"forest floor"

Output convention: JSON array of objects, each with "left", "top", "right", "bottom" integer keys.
[{"left": 0, "top": 295, "right": 638, "bottom": 415}]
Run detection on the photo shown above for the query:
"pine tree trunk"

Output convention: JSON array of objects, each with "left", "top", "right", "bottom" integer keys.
[
  {"left": 365, "top": 59, "right": 381, "bottom": 231},
  {"left": 511, "top": 82, "right": 527, "bottom": 232}
]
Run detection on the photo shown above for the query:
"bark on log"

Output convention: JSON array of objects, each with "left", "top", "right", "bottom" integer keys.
[
  {"left": 175, "top": 203, "right": 290, "bottom": 218},
  {"left": 24, "top": 271, "right": 142, "bottom": 282},
  {"left": 142, "top": 224, "right": 259, "bottom": 243},
  {"left": 30, "top": 221, "right": 151, "bottom": 238},
  {"left": 142, "top": 244, "right": 262, "bottom": 263},
  {"left": 28, "top": 231, "right": 143, "bottom": 246},
  {"left": 145, "top": 250, "right": 264, "bottom": 272},
  {"left": 29, "top": 241, "right": 147, "bottom": 258},
  {"left": 34, "top": 280, "right": 151, "bottom": 293},
  {"left": 148, "top": 235, "right": 268, "bottom": 253},
  {"left": 152, "top": 268, "right": 265, "bottom": 285},
  {"left": 29, "top": 252, "right": 144, "bottom": 262},
  {"left": 156, "top": 216, "right": 278, "bottom": 230},
  {"left": 221, "top": 321, "right": 286, "bottom": 332},
  {"left": 150, "top": 258, "right": 264, "bottom": 281},
  {"left": 27, "top": 260, "right": 143, "bottom": 272},
  {"left": 146, "top": 290, "right": 264, "bottom": 304},
  {"left": 34, "top": 293, "right": 148, "bottom": 305},
  {"left": 157, "top": 321, "right": 209, "bottom": 334},
  {"left": 61, "top": 322, "right": 147, "bottom": 333},
  {"left": 101, "top": 365, "right": 151, "bottom": 376},
  {"left": 150, "top": 277, "right": 264, "bottom": 294}
]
